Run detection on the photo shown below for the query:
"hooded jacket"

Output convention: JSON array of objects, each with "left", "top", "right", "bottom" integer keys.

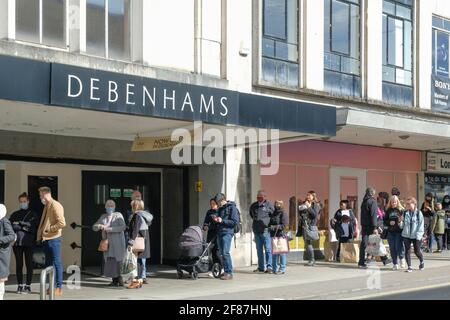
[
  {"left": 216, "top": 201, "right": 239, "bottom": 235},
  {"left": 431, "top": 210, "right": 446, "bottom": 235},
  {"left": 0, "top": 205, "right": 16, "bottom": 279},
  {"left": 250, "top": 200, "right": 274, "bottom": 234}
]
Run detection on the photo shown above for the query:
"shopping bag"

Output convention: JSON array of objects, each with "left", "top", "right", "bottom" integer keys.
[
  {"left": 272, "top": 237, "right": 290, "bottom": 254},
  {"left": 121, "top": 248, "right": 138, "bottom": 280},
  {"left": 324, "top": 241, "right": 338, "bottom": 262},
  {"left": 329, "top": 229, "right": 338, "bottom": 243},
  {"left": 366, "top": 235, "right": 387, "bottom": 257},
  {"left": 340, "top": 242, "right": 359, "bottom": 263}
]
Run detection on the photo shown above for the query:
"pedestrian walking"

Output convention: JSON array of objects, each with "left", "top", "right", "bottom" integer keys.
[
  {"left": 37, "top": 187, "right": 66, "bottom": 296},
  {"left": 203, "top": 198, "right": 221, "bottom": 276},
  {"left": 92, "top": 200, "right": 126, "bottom": 287},
  {"left": 250, "top": 190, "right": 274, "bottom": 273},
  {"left": 9, "top": 192, "right": 39, "bottom": 294},
  {"left": 401, "top": 197, "right": 425, "bottom": 273},
  {"left": 385, "top": 195, "right": 406, "bottom": 270},
  {"left": 269, "top": 201, "right": 288, "bottom": 275},
  {"left": 359, "top": 187, "right": 379, "bottom": 269},
  {"left": 0, "top": 204, "right": 15, "bottom": 300}
]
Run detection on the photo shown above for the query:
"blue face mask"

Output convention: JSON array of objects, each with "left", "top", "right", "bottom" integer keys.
[
  {"left": 20, "top": 203, "right": 29, "bottom": 210},
  {"left": 106, "top": 208, "right": 115, "bottom": 215}
]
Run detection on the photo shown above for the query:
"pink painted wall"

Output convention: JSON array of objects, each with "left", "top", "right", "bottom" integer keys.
[
  {"left": 261, "top": 140, "right": 421, "bottom": 214},
  {"left": 278, "top": 140, "right": 421, "bottom": 171}
]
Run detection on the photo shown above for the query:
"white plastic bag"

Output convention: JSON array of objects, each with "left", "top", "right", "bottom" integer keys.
[
  {"left": 329, "top": 229, "right": 338, "bottom": 243},
  {"left": 121, "top": 248, "right": 138, "bottom": 280},
  {"left": 366, "top": 234, "right": 387, "bottom": 257}
]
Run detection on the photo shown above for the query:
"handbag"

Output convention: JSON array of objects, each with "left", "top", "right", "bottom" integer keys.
[
  {"left": 272, "top": 226, "right": 290, "bottom": 254},
  {"left": 98, "top": 239, "right": 109, "bottom": 252},
  {"left": 303, "top": 225, "right": 320, "bottom": 241},
  {"left": 272, "top": 237, "right": 290, "bottom": 255},
  {"left": 132, "top": 236, "right": 145, "bottom": 253},
  {"left": 285, "top": 231, "right": 294, "bottom": 241}
]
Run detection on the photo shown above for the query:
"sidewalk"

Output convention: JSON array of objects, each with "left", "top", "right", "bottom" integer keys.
[{"left": 4, "top": 251, "right": 450, "bottom": 300}]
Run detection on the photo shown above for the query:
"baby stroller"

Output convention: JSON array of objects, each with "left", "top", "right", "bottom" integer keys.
[{"left": 177, "top": 226, "right": 222, "bottom": 280}]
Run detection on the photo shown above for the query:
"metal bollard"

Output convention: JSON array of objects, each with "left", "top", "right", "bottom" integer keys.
[{"left": 40, "top": 266, "right": 55, "bottom": 300}]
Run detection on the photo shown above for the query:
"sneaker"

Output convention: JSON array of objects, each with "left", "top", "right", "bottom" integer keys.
[
  {"left": 220, "top": 273, "right": 233, "bottom": 280},
  {"left": 400, "top": 259, "right": 406, "bottom": 269},
  {"left": 406, "top": 267, "right": 413, "bottom": 273},
  {"left": 276, "top": 271, "right": 286, "bottom": 275},
  {"left": 419, "top": 262, "right": 425, "bottom": 271},
  {"left": 305, "top": 261, "right": 316, "bottom": 267},
  {"left": 16, "top": 285, "right": 24, "bottom": 294},
  {"left": 392, "top": 264, "right": 399, "bottom": 271},
  {"left": 23, "top": 286, "right": 32, "bottom": 294},
  {"left": 383, "top": 258, "right": 392, "bottom": 266},
  {"left": 358, "top": 264, "right": 368, "bottom": 269}
]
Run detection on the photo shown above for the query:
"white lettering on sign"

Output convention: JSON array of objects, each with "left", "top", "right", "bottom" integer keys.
[
  {"left": 68, "top": 74, "right": 82, "bottom": 98},
  {"left": 435, "top": 80, "right": 450, "bottom": 90},
  {"left": 65, "top": 74, "right": 231, "bottom": 118}
]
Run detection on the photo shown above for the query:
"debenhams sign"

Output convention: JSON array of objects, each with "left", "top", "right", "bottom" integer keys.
[{"left": 50, "top": 64, "right": 238, "bottom": 125}]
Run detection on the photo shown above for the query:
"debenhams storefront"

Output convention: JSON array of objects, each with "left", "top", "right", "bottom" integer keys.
[{"left": 0, "top": 54, "right": 336, "bottom": 273}]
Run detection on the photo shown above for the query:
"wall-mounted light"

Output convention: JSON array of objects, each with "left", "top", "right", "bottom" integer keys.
[{"left": 239, "top": 41, "right": 250, "bottom": 57}]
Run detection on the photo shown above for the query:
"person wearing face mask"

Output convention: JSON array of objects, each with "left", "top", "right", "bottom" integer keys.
[
  {"left": 37, "top": 187, "right": 66, "bottom": 296},
  {"left": 0, "top": 204, "right": 15, "bottom": 301},
  {"left": 93, "top": 200, "right": 126, "bottom": 287},
  {"left": 269, "top": 201, "right": 289, "bottom": 275},
  {"left": 421, "top": 193, "right": 436, "bottom": 253},
  {"left": 442, "top": 195, "right": 450, "bottom": 250},
  {"left": 9, "top": 192, "right": 38, "bottom": 294},
  {"left": 249, "top": 190, "right": 275, "bottom": 273}
]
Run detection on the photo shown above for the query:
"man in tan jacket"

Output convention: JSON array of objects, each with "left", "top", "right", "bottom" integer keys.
[{"left": 37, "top": 187, "right": 66, "bottom": 296}]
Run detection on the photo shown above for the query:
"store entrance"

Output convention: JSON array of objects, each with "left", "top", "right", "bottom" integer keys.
[{"left": 81, "top": 171, "right": 161, "bottom": 269}]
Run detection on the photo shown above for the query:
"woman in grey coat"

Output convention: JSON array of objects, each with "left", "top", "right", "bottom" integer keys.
[
  {"left": 1, "top": 204, "right": 16, "bottom": 300},
  {"left": 93, "top": 200, "right": 126, "bottom": 287}
]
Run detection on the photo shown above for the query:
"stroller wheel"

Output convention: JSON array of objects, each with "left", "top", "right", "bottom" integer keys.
[
  {"left": 177, "top": 269, "right": 183, "bottom": 279},
  {"left": 212, "top": 263, "right": 222, "bottom": 279}
]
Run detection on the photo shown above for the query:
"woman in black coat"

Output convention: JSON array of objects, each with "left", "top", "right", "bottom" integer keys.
[
  {"left": 269, "top": 201, "right": 289, "bottom": 275},
  {"left": 298, "top": 191, "right": 321, "bottom": 267},
  {"left": 127, "top": 200, "right": 152, "bottom": 289},
  {"left": 9, "top": 193, "right": 38, "bottom": 294},
  {"left": 1, "top": 204, "right": 16, "bottom": 300},
  {"left": 331, "top": 200, "right": 356, "bottom": 262}
]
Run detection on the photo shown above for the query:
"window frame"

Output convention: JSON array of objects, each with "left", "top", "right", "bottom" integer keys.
[
  {"left": 432, "top": 15, "right": 450, "bottom": 78},
  {"left": 260, "top": 0, "right": 300, "bottom": 89},
  {"left": 324, "top": 0, "right": 361, "bottom": 77},
  {"left": 14, "top": 0, "right": 69, "bottom": 49},
  {"left": 381, "top": 0, "right": 413, "bottom": 87},
  {"left": 85, "top": 0, "right": 133, "bottom": 62}
]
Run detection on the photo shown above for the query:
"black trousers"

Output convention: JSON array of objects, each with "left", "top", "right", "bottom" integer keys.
[
  {"left": 336, "top": 236, "right": 350, "bottom": 261},
  {"left": 13, "top": 246, "right": 34, "bottom": 286},
  {"left": 403, "top": 238, "right": 424, "bottom": 268}
]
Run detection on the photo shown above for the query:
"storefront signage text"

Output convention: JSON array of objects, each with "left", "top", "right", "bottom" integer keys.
[{"left": 427, "top": 152, "right": 450, "bottom": 174}]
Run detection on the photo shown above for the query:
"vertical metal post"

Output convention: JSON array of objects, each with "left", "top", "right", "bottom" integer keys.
[{"left": 40, "top": 266, "right": 55, "bottom": 301}]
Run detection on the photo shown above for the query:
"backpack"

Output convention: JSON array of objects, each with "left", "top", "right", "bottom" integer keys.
[{"left": 234, "top": 207, "right": 242, "bottom": 234}]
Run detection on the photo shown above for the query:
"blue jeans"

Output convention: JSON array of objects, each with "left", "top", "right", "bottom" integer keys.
[
  {"left": 254, "top": 231, "right": 273, "bottom": 271},
  {"left": 272, "top": 254, "right": 287, "bottom": 273},
  {"left": 387, "top": 232, "right": 404, "bottom": 265},
  {"left": 217, "top": 233, "right": 233, "bottom": 274},
  {"left": 43, "top": 237, "right": 63, "bottom": 289},
  {"left": 137, "top": 258, "right": 146, "bottom": 279}
]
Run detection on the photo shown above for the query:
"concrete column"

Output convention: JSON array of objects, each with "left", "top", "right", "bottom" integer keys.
[
  {"left": 0, "top": 0, "right": 15, "bottom": 39},
  {"left": 68, "top": 0, "right": 82, "bottom": 52},
  {"left": 366, "top": 0, "right": 383, "bottom": 101},
  {"left": 304, "top": 0, "right": 324, "bottom": 91},
  {"left": 130, "top": 0, "right": 143, "bottom": 63}
]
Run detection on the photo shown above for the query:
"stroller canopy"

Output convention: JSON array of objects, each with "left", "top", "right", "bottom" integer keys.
[{"left": 179, "top": 226, "right": 204, "bottom": 250}]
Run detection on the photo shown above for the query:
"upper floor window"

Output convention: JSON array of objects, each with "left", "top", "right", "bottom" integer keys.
[
  {"left": 382, "top": 0, "right": 413, "bottom": 87},
  {"left": 432, "top": 16, "right": 450, "bottom": 78},
  {"left": 16, "top": 0, "right": 66, "bottom": 48},
  {"left": 324, "top": 0, "right": 361, "bottom": 98},
  {"left": 261, "top": 0, "right": 299, "bottom": 88},
  {"left": 86, "top": 0, "right": 131, "bottom": 61}
]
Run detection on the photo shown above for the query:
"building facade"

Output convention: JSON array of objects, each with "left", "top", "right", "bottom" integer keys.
[{"left": 0, "top": 0, "right": 449, "bottom": 270}]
